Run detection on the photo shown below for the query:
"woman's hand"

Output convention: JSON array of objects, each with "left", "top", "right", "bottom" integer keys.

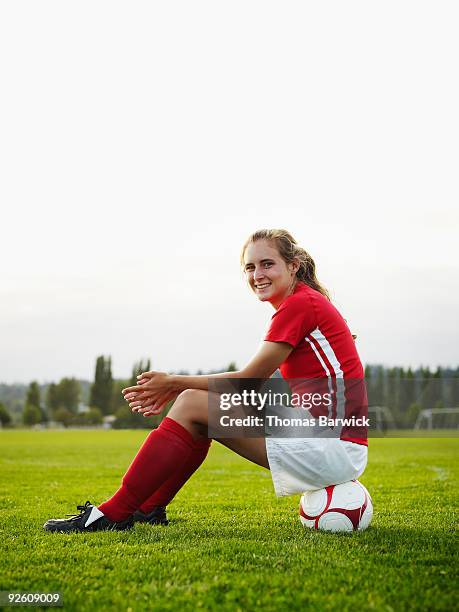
[{"left": 122, "top": 371, "right": 179, "bottom": 417}]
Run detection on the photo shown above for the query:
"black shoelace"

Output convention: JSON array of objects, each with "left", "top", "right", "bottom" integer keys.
[{"left": 64, "top": 500, "right": 93, "bottom": 519}]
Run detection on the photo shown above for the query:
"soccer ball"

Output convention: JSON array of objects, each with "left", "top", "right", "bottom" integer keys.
[{"left": 299, "top": 480, "right": 373, "bottom": 533}]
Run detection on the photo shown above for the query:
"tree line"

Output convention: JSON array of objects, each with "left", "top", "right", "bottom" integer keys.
[
  {"left": 0, "top": 357, "right": 237, "bottom": 429},
  {"left": 365, "top": 365, "right": 459, "bottom": 428},
  {"left": 0, "top": 361, "right": 457, "bottom": 429}
]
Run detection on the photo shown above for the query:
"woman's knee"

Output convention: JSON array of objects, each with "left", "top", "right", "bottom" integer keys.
[
  {"left": 167, "top": 389, "right": 209, "bottom": 438},
  {"left": 174, "top": 388, "right": 207, "bottom": 408},
  {"left": 169, "top": 389, "right": 208, "bottom": 421}
]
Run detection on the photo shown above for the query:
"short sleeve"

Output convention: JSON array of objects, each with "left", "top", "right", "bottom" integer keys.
[{"left": 264, "top": 293, "right": 316, "bottom": 348}]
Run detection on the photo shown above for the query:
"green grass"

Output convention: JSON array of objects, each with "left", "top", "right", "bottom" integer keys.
[{"left": 0, "top": 431, "right": 457, "bottom": 611}]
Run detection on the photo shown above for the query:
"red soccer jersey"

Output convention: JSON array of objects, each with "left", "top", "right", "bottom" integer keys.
[{"left": 264, "top": 282, "right": 368, "bottom": 445}]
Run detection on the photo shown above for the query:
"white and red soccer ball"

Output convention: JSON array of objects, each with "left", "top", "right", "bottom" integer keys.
[{"left": 299, "top": 480, "right": 373, "bottom": 532}]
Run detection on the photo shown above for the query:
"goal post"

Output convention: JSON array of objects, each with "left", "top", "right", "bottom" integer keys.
[
  {"left": 368, "top": 406, "right": 396, "bottom": 431},
  {"left": 414, "top": 408, "right": 459, "bottom": 430}
]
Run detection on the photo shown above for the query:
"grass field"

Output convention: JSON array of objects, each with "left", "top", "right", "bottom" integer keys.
[{"left": 0, "top": 431, "right": 457, "bottom": 611}]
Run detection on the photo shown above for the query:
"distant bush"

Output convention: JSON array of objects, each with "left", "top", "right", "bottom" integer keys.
[
  {"left": 53, "top": 407, "right": 74, "bottom": 427},
  {"left": 113, "top": 405, "right": 153, "bottom": 429},
  {"left": 406, "top": 402, "right": 422, "bottom": 427},
  {"left": 0, "top": 402, "right": 12, "bottom": 426},
  {"left": 22, "top": 404, "right": 42, "bottom": 426},
  {"left": 73, "top": 408, "right": 103, "bottom": 426},
  {"left": 112, "top": 405, "right": 166, "bottom": 429}
]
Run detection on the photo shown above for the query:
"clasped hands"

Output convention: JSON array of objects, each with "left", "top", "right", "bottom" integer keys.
[{"left": 122, "top": 371, "right": 178, "bottom": 418}]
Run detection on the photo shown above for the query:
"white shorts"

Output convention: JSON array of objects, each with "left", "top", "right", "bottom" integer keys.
[{"left": 266, "top": 437, "right": 368, "bottom": 497}]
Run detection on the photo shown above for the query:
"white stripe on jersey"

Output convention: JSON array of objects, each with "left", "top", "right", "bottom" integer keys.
[
  {"left": 305, "top": 334, "right": 333, "bottom": 418},
  {"left": 306, "top": 327, "right": 345, "bottom": 422},
  {"left": 309, "top": 328, "right": 344, "bottom": 379}
]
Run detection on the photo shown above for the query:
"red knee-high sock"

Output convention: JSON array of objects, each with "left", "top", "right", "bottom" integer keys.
[
  {"left": 98, "top": 417, "right": 195, "bottom": 522},
  {"left": 138, "top": 437, "right": 211, "bottom": 512}
]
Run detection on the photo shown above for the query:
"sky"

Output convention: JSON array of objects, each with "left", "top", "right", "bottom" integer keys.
[{"left": 1, "top": 1, "right": 458, "bottom": 384}]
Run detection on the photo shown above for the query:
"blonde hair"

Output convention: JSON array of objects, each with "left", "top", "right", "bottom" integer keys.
[{"left": 241, "top": 229, "right": 330, "bottom": 300}]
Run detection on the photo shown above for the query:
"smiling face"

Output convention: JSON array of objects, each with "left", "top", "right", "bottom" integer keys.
[{"left": 243, "top": 239, "right": 299, "bottom": 309}]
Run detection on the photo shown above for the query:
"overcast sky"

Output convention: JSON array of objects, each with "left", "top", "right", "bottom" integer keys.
[{"left": 1, "top": 1, "right": 458, "bottom": 384}]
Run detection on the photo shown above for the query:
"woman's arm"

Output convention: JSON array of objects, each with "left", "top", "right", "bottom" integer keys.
[
  {"left": 122, "top": 341, "right": 293, "bottom": 414},
  {"left": 171, "top": 340, "right": 292, "bottom": 389}
]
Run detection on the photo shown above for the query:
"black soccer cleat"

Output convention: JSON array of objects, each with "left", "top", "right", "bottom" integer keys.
[
  {"left": 43, "top": 501, "right": 134, "bottom": 533},
  {"left": 133, "top": 505, "right": 169, "bottom": 526}
]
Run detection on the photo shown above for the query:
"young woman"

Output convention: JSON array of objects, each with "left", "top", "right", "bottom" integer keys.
[{"left": 44, "top": 229, "right": 368, "bottom": 532}]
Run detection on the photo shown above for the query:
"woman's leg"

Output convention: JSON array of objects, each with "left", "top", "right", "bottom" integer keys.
[
  {"left": 98, "top": 415, "right": 196, "bottom": 521},
  {"left": 167, "top": 389, "right": 269, "bottom": 469},
  {"left": 99, "top": 389, "right": 268, "bottom": 522},
  {"left": 217, "top": 437, "right": 269, "bottom": 469},
  {"left": 136, "top": 389, "right": 267, "bottom": 515},
  {"left": 137, "top": 437, "right": 211, "bottom": 514}
]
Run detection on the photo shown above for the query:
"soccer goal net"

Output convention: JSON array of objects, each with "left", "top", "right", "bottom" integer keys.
[
  {"left": 414, "top": 408, "right": 459, "bottom": 430},
  {"left": 368, "top": 406, "right": 396, "bottom": 431}
]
